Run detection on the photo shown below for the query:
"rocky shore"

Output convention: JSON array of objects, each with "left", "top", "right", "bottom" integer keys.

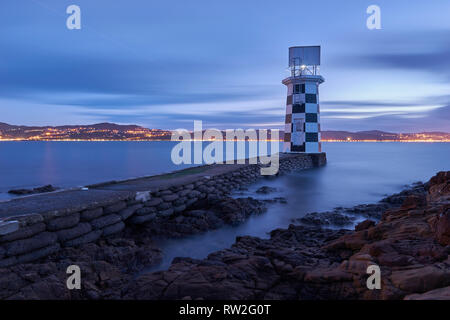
[
  {"left": 0, "top": 195, "right": 269, "bottom": 299},
  {"left": 123, "top": 171, "right": 449, "bottom": 300},
  {"left": 0, "top": 170, "right": 448, "bottom": 300}
]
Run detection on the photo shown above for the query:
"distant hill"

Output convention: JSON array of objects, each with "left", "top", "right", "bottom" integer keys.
[
  {"left": 320, "top": 130, "right": 399, "bottom": 140},
  {"left": 0, "top": 122, "right": 448, "bottom": 141},
  {"left": 0, "top": 122, "right": 172, "bottom": 141},
  {"left": 319, "top": 130, "right": 450, "bottom": 141}
]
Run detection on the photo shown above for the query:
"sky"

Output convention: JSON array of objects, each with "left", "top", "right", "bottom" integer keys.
[{"left": 0, "top": 0, "right": 449, "bottom": 132}]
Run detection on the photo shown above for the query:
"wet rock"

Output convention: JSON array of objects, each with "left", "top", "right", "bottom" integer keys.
[
  {"left": 404, "top": 286, "right": 450, "bottom": 300},
  {"left": 391, "top": 266, "right": 450, "bottom": 293},
  {"left": 299, "top": 211, "right": 355, "bottom": 227},
  {"left": 0, "top": 237, "right": 162, "bottom": 299},
  {"left": 0, "top": 171, "right": 448, "bottom": 301},
  {"left": 435, "top": 211, "right": 450, "bottom": 245},
  {"left": 401, "top": 194, "right": 427, "bottom": 210},
  {"left": 256, "top": 186, "right": 277, "bottom": 194},
  {"left": 355, "top": 219, "right": 375, "bottom": 231},
  {"left": 139, "top": 196, "right": 266, "bottom": 238},
  {"left": 8, "top": 185, "right": 57, "bottom": 195}
]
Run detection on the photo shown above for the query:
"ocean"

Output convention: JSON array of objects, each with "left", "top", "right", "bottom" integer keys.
[{"left": 0, "top": 141, "right": 448, "bottom": 269}]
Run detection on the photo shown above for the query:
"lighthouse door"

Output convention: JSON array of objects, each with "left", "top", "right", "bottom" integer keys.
[{"left": 291, "top": 118, "right": 305, "bottom": 146}]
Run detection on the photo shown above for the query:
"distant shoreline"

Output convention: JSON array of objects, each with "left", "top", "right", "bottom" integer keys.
[
  {"left": 0, "top": 139, "right": 449, "bottom": 142},
  {"left": 1, "top": 122, "right": 449, "bottom": 142}
]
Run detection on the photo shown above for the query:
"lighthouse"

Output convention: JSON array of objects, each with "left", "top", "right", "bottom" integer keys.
[{"left": 283, "top": 46, "right": 324, "bottom": 153}]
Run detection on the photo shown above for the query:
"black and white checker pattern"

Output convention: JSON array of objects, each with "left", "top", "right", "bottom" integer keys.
[{"left": 284, "top": 80, "right": 321, "bottom": 153}]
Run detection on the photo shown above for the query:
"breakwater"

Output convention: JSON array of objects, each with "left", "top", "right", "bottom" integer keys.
[{"left": 0, "top": 152, "right": 326, "bottom": 268}]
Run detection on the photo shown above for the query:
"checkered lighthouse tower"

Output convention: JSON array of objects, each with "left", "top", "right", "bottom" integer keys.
[{"left": 283, "top": 46, "right": 324, "bottom": 153}]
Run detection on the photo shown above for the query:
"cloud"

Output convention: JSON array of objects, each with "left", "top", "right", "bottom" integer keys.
[
  {"left": 322, "top": 100, "right": 422, "bottom": 107},
  {"left": 355, "top": 49, "right": 450, "bottom": 80},
  {"left": 320, "top": 94, "right": 450, "bottom": 132},
  {"left": 76, "top": 104, "right": 285, "bottom": 129},
  {"left": 0, "top": 47, "right": 278, "bottom": 108},
  {"left": 428, "top": 104, "right": 450, "bottom": 121},
  {"left": 322, "top": 104, "right": 450, "bottom": 132},
  {"left": 333, "top": 30, "right": 450, "bottom": 81}
]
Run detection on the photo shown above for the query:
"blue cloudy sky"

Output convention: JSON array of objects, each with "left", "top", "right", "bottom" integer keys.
[{"left": 1, "top": 0, "right": 449, "bottom": 132}]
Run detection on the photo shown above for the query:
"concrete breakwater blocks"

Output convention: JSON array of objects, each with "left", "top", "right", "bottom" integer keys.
[
  {"left": 0, "top": 221, "right": 19, "bottom": 236},
  {"left": 0, "top": 152, "right": 326, "bottom": 267}
]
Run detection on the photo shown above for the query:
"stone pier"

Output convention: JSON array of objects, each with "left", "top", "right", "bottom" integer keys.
[{"left": 0, "top": 152, "right": 326, "bottom": 267}]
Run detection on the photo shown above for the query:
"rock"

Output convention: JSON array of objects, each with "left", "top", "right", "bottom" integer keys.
[
  {"left": 64, "top": 230, "right": 102, "bottom": 247},
  {"left": 135, "top": 191, "right": 151, "bottom": 202},
  {"left": 391, "top": 266, "right": 450, "bottom": 293},
  {"left": 80, "top": 207, "right": 104, "bottom": 221},
  {"left": 256, "top": 186, "right": 277, "bottom": 194},
  {"left": 16, "top": 243, "right": 61, "bottom": 264},
  {"left": 0, "top": 256, "right": 17, "bottom": 268},
  {"left": 173, "top": 198, "right": 187, "bottom": 206},
  {"left": 186, "top": 198, "right": 198, "bottom": 207},
  {"left": 427, "top": 171, "right": 450, "bottom": 202},
  {"left": 135, "top": 207, "right": 157, "bottom": 216},
  {"left": 0, "top": 221, "right": 19, "bottom": 236},
  {"left": 8, "top": 185, "right": 57, "bottom": 195},
  {"left": 187, "top": 190, "right": 201, "bottom": 199},
  {"left": 355, "top": 219, "right": 375, "bottom": 231},
  {"left": 401, "top": 195, "right": 426, "bottom": 210},
  {"left": 159, "top": 208, "right": 174, "bottom": 216},
  {"left": 47, "top": 213, "right": 80, "bottom": 231},
  {"left": 0, "top": 222, "right": 46, "bottom": 242},
  {"left": 56, "top": 223, "right": 92, "bottom": 242},
  {"left": 130, "top": 213, "right": 156, "bottom": 224},
  {"left": 144, "top": 198, "right": 163, "bottom": 207},
  {"left": 118, "top": 204, "right": 143, "bottom": 220},
  {"left": 177, "top": 189, "right": 191, "bottom": 197},
  {"left": 123, "top": 225, "right": 348, "bottom": 300},
  {"left": 299, "top": 211, "right": 355, "bottom": 227},
  {"left": 90, "top": 214, "right": 121, "bottom": 229},
  {"left": 102, "top": 222, "right": 125, "bottom": 236},
  {"left": 158, "top": 202, "right": 172, "bottom": 210},
  {"left": 435, "top": 212, "right": 450, "bottom": 245},
  {"left": 162, "top": 194, "right": 179, "bottom": 202},
  {"left": 5, "top": 232, "right": 58, "bottom": 256},
  {"left": 173, "top": 205, "right": 186, "bottom": 213},
  {"left": 104, "top": 201, "right": 127, "bottom": 214},
  {"left": 404, "top": 286, "right": 450, "bottom": 300},
  {"left": 0, "top": 168, "right": 447, "bottom": 301}
]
